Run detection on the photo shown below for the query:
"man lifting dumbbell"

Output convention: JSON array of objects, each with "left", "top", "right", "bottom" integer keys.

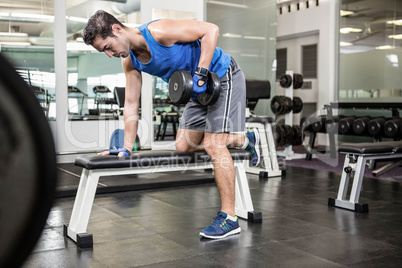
[{"left": 82, "top": 10, "right": 260, "bottom": 239}]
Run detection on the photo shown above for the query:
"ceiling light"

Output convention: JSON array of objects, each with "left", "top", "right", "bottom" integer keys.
[
  {"left": 0, "top": 41, "right": 31, "bottom": 46},
  {"left": 208, "top": 1, "right": 248, "bottom": 9},
  {"left": 340, "top": 42, "right": 353, "bottom": 47},
  {"left": 222, "top": 33, "right": 242, "bottom": 38},
  {"left": 387, "top": 20, "right": 402, "bottom": 26},
  {"left": 240, "top": 54, "right": 259, "bottom": 57},
  {"left": 67, "top": 16, "right": 88, "bottom": 23},
  {"left": 67, "top": 42, "right": 95, "bottom": 52},
  {"left": 0, "top": 12, "right": 9, "bottom": 17},
  {"left": 0, "top": 32, "right": 28, "bottom": 37},
  {"left": 340, "top": 27, "right": 362, "bottom": 34},
  {"left": 388, "top": 34, "right": 402, "bottom": 40},
  {"left": 10, "top": 13, "right": 54, "bottom": 22},
  {"left": 376, "top": 45, "right": 395, "bottom": 50},
  {"left": 340, "top": 10, "right": 354, "bottom": 16},
  {"left": 244, "top": 36, "right": 266, "bottom": 40},
  {"left": 123, "top": 23, "right": 141, "bottom": 27}
]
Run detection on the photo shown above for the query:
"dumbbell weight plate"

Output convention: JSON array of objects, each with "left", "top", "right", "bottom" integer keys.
[
  {"left": 283, "top": 125, "right": 293, "bottom": 146},
  {"left": 0, "top": 54, "right": 57, "bottom": 267},
  {"left": 293, "top": 73, "right": 304, "bottom": 89},
  {"left": 282, "top": 96, "right": 293, "bottom": 114},
  {"left": 384, "top": 119, "right": 402, "bottom": 138},
  {"left": 197, "top": 71, "right": 221, "bottom": 106},
  {"left": 275, "top": 125, "right": 285, "bottom": 147},
  {"left": 367, "top": 117, "right": 386, "bottom": 137},
  {"left": 292, "top": 97, "right": 303, "bottom": 114},
  {"left": 292, "top": 125, "right": 303, "bottom": 146},
  {"left": 271, "top": 96, "right": 283, "bottom": 115},
  {"left": 168, "top": 70, "right": 193, "bottom": 105},
  {"left": 279, "top": 74, "right": 292, "bottom": 88}
]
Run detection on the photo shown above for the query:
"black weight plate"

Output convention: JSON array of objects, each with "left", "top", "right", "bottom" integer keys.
[
  {"left": 292, "top": 97, "right": 303, "bottom": 113},
  {"left": 169, "top": 70, "right": 193, "bottom": 105},
  {"left": 270, "top": 96, "right": 283, "bottom": 115},
  {"left": 384, "top": 119, "right": 402, "bottom": 138},
  {"left": 198, "top": 71, "right": 221, "bottom": 106},
  {"left": 282, "top": 96, "right": 293, "bottom": 114},
  {"left": 352, "top": 117, "right": 370, "bottom": 135},
  {"left": 292, "top": 125, "right": 303, "bottom": 146},
  {"left": 275, "top": 125, "right": 285, "bottom": 147},
  {"left": 282, "top": 125, "right": 293, "bottom": 146},
  {"left": 293, "top": 73, "right": 304, "bottom": 89},
  {"left": 0, "top": 54, "right": 57, "bottom": 267},
  {"left": 312, "top": 116, "right": 326, "bottom": 133},
  {"left": 339, "top": 116, "right": 355, "bottom": 135},
  {"left": 367, "top": 117, "right": 386, "bottom": 137},
  {"left": 279, "top": 74, "right": 292, "bottom": 88}
]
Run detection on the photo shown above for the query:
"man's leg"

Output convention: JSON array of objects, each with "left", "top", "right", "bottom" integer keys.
[
  {"left": 175, "top": 128, "right": 205, "bottom": 152},
  {"left": 197, "top": 132, "right": 242, "bottom": 239},
  {"left": 203, "top": 132, "right": 236, "bottom": 216},
  {"left": 176, "top": 129, "right": 240, "bottom": 216}
]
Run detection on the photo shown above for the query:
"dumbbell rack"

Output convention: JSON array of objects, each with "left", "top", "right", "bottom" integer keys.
[
  {"left": 305, "top": 102, "right": 402, "bottom": 160},
  {"left": 276, "top": 70, "right": 305, "bottom": 160}
]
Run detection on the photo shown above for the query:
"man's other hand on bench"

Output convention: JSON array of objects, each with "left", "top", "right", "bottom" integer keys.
[{"left": 98, "top": 148, "right": 131, "bottom": 157}]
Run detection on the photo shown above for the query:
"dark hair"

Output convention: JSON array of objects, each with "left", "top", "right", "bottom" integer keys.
[{"left": 82, "top": 10, "right": 126, "bottom": 45}]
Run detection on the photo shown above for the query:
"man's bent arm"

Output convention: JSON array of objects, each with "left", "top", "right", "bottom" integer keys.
[{"left": 149, "top": 19, "right": 219, "bottom": 70}]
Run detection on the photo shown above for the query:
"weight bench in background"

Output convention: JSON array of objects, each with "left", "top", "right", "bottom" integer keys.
[
  {"left": 328, "top": 141, "right": 402, "bottom": 212},
  {"left": 245, "top": 80, "right": 282, "bottom": 178},
  {"left": 64, "top": 149, "right": 262, "bottom": 248}
]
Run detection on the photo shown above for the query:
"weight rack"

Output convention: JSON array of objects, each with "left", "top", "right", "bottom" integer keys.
[
  {"left": 276, "top": 70, "right": 305, "bottom": 160},
  {"left": 305, "top": 102, "right": 402, "bottom": 160}
]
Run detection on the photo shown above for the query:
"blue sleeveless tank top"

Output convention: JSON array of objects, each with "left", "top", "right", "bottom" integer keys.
[{"left": 129, "top": 21, "right": 231, "bottom": 83}]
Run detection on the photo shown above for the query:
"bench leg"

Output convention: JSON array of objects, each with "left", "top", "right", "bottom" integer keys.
[
  {"left": 337, "top": 155, "right": 351, "bottom": 201},
  {"left": 64, "top": 169, "right": 99, "bottom": 247},
  {"left": 329, "top": 155, "right": 368, "bottom": 213},
  {"left": 235, "top": 161, "right": 262, "bottom": 222},
  {"left": 264, "top": 122, "right": 282, "bottom": 177},
  {"left": 245, "top": 122, "right": 282, "bottom": 178}
]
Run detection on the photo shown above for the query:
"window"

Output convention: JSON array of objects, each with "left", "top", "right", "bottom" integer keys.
[
  {"left": 302, "top": 44, "right": 318, "bottom": 78},
  {"left": 276, "top": 48, "right": 287, "bottom": 80}
]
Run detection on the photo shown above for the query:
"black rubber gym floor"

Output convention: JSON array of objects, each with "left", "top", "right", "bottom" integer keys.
[{"left": 23, "top": 166, "right": 402, "bottom": 267}]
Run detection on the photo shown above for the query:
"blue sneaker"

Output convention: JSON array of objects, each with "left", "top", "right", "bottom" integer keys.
[
  {"left": 200, "top": 211, "right": 241, "bottom": 239},
  {"left": 244, "top": 128, "right": 260, "bottom": 166}
]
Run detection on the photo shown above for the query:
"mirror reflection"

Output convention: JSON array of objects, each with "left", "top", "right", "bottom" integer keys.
[{"left": 339, "top": 0, "right": 402, "bottom": 101}]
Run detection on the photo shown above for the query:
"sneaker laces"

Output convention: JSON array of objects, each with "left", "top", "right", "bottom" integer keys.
[{"left": 211, "top": 214, "right": 226, "bottom": 228}]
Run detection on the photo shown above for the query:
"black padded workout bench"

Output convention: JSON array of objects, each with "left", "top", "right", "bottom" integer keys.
[
  {"left": 64, "top": 149, "right": 262, "bottom": 248},
  {"left": 329, "top": 141, "right": 402, "bottom": 212}
]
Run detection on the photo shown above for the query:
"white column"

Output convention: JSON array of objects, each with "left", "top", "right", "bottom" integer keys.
[
  {"left": 54, "top": 0, "right": 69, "bottom": 153},
  {"left": 140, "top": 0, "right": 205, "bottom": 149}
]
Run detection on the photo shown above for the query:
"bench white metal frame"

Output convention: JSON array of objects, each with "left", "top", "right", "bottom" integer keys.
[
  {"left": 246, "top": 121, "right": 283, "bottom": 178},
  {"left": 64, "top": 154, "right": 261, "bottom": 248},
  {"left": 328, "top": 152, "right": 402, "bottom": 213}
]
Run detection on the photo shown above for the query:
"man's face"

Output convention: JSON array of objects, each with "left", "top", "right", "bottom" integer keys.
[{"left": 92, "top": 29, "right": 129, "bottom": 59}]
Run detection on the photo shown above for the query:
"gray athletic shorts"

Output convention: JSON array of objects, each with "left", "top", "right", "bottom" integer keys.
[{"left": 179, "top": 57, "right": 246, "bottom": 134}]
